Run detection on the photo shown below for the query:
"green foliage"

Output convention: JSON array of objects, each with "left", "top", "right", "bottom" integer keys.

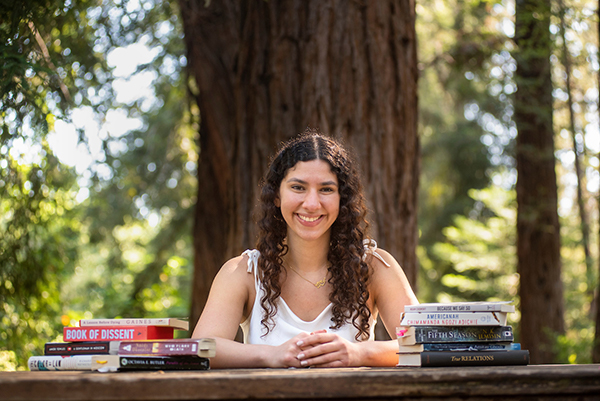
[
  {"left": 551, "top": 204, "right": 599, "bottom": 364},
  {"left": 0, "top": 0, "right": 196, "bottom": 369},
  {"left": 60, "top": 0, "right": 196, "bottom": 323},
  {"left": 0, "top": 144, "right": 81, "bottom": 369},
  {"left": 419, "top": 186, "right": 521, "bottom": 326},
  {"left": 418, "top": 0, "right": 512, "bottom": 244},
  {"left": 417, "top": 0, "right": 517, "bottom": 305}
]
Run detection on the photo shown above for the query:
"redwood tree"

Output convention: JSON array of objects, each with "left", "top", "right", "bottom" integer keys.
[
  {"left": 513, "top": 0, "right": 565, "bottom": 363},
  {"left": 177, "top": 0, "right": 420, "bottom": 330}
]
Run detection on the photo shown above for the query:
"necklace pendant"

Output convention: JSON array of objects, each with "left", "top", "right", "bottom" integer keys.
[{"left": 314, "top": 278, "right": 326, "bottom": 288}]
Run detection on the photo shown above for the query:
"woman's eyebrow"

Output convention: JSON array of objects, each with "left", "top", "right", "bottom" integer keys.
[{"left": 286, "top": 178, "right": 338, "bottom": 187}]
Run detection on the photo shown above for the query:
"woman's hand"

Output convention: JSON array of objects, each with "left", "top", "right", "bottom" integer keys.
[
  {"left": 294, "top": 330, "right": 363, "bottom": 367},
  {"left": 264, "top": 332, "right": 315, "bottom": 368}
]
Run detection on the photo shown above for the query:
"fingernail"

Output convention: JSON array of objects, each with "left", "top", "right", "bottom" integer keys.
[
  {"left": 300, "top": 360, "right": 308, "bottom": 366},
  {"left": 296, "top": 340, "right": 304, "bottom": 347},
  {"left": 297, "top": 353, "right": 305, "bottom": 360}
]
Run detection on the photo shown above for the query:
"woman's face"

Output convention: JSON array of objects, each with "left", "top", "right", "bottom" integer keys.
[{"left": 276, "top": 159, "right": 340, "bottom": 244}]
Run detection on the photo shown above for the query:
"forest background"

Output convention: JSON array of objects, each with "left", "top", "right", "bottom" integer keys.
[{"left": 1, "top": 0, "right": 599, "bottom": 370}]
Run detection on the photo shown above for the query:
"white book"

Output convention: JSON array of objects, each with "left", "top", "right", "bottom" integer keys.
[
  {"left": 400, "top": 311, "right": 508, "bottom": 326},
  {"left": 78, "top": 318, "right": 189, "bottom": 330},
  {"left": 28, "top": 355, "right": 120, "bottom": 372},
  {"left": 404, "top": 301, "right": 515, "bottom": 313}
]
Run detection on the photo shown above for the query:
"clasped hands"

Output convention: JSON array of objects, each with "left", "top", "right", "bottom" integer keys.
[{"left": 273, "top": 329, "right": 362, "bottom": 368}]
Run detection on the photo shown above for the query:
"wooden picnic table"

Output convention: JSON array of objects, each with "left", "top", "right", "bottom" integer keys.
[{"left": 2, "top": 364, "right": 600, "bottom": 400}]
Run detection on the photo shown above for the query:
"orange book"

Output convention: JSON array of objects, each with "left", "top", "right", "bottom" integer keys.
[{"left": 63, "top": 326, "right": 174, "bottom": 342}]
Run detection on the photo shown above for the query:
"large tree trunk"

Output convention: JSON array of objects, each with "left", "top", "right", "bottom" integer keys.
[
  {"left": 513, "top": 0, "right": 565, "bottom": 364},
  {"left": 178, "top": 0, "right": 420, "bottom": 332}
]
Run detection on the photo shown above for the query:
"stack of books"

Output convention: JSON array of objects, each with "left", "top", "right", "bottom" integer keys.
[
  {"left": 395, "top": 301, "right": 529, "bottom": 367},
  {"left": 28, "top": 317, "right": 216, "bottom": 372}
]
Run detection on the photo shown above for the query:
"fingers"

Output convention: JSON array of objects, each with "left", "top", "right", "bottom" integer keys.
[{"left": 295, "top": 332, "right": 352, "bottom": 367}]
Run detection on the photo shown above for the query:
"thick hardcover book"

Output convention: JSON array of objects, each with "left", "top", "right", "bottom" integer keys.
[
  {"left": 396, "top": 350, "right": 530, "bottom": 367},
  {"left": 79, "top": 318, "right": 189, "bottom": 331},
  {"left": 396, "top": 325, "right": 514, "bottom": 345},
  {"left": 118, "top": 338, "right": 216, "bottom": 358},
  {"left": 404, "top": 301, "right": 515, "bottom": 313},
  {"left": 398, "top": 342, "right": 521, "bottom": 353},
  {"left": 63, "top": 325, "right": 174, "bottom": 342},
  {"left": 28, "top": 355, "right": 210, "bottom": 371},
  {"left": 400, "top": 311, "right": 508, "bottom": 326},
  {"left": 44, "top": 341, "right": 119, "bottom": 355}
]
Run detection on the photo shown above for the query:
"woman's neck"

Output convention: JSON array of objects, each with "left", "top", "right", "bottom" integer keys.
[{"left": 284, "top": 234, "right": 330, "bottom": 273}]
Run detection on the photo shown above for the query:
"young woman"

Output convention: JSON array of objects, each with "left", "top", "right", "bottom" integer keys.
[{"left": 192, "top": 129, "right": 418, "bottom": 368}]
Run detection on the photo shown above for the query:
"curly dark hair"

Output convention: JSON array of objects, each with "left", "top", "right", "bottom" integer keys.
[{"left": 255, "top": 128, "right": 372, "bottom": 341}]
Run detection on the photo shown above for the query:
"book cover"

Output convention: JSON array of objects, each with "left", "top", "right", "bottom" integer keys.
[
  {"left": 118, "top": 338, "right": 216, "bottom": 358},
  {"left": 397, "top": 350, "right": 530, "bottom": 367},
  {"left": 404, "top": 301, "right": 515, "bottom": 313},
  {"left": 397, "top": 342, "right": 521, "bottom": 353},
  {"left": 79, "top": 318, "right": 189, "bottom": 331},
  {"left": 63, "top": 325, "right": 174, "bottom": 342},
  {"left": 400, "top": 311, "right": 508, "bottom": 326},
  {"left": 44, "top": 341, "right": 119, "bottom": 355},
  {"left": 396, "top": 325, "right": 514, "bottom": 345},
  {"left": 28, "top": 355, "right": 210, "bottom": 371}
]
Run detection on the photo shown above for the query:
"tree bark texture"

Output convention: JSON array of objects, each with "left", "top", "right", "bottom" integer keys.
[
  {"left": 513, "top": 0, "right": 565, "bottom": 364},
  {"left": 177, "top": 0, "right": 420, "bottom": 330}
]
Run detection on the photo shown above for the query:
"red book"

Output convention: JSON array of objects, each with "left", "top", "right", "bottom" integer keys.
[{"left": 63, "top": 326, "right": 174, "bottom": 342}]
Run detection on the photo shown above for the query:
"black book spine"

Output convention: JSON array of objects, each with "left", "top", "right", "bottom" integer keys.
[
  {"left": 421, "top": 350, "right": 530, "bottom": 367},
  {"left": 117, "top": 356, "right": 210, "bottom": 371},
  {"left": 414, "top": 326, "right": 514, "bottom": 343},
  {"left": 44, "top": 342, "right": 113, "bottom": 355}
]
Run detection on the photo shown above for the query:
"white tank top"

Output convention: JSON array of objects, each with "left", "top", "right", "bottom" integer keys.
[{"left": 240, "top": 240, "right": 389, "bottom": 346}]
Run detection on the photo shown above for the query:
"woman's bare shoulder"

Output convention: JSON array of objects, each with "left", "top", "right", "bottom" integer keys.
[
  {"left": 366, "top": 246, "right": 418, "bottom": 304},
  {"left": 214, "top": 253, "right": 255, "bottom": 286}
]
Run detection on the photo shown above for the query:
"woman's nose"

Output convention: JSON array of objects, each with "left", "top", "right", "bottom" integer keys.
[{"left": 303, "top": 189, "right": 320, "bottom": 209}]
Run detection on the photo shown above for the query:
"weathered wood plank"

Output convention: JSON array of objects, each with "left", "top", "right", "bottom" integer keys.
[{"left": 2, "top": 365, "right": 600, "bottom": 401}]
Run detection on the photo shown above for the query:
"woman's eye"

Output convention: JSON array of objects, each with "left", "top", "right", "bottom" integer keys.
[{"left": 291, "top": 185, "right": 304, "bottom": 191}]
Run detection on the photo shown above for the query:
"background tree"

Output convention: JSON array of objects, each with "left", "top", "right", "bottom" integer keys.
[
  {"left": 177, "top": 0, "right": 421, "bottom": 331},
  {"left": 513, "top": 0, "right": 565, "bottom": 363}
]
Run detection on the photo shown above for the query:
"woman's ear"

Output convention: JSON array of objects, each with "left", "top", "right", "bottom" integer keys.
[{"left": 274, "top": 196, "right": 280, "bottom": 207}]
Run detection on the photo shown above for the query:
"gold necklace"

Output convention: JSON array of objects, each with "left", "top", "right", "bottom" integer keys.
[{"left": 286, "top": 262, "right": 329, "bottom": 289}]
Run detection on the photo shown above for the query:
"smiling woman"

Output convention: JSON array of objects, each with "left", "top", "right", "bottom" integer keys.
[{"left": 191, "top": 129, "right": 418, "bottom": 368}]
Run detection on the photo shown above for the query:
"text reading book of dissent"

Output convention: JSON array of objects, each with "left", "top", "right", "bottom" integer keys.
[
  {"left": 63, "top": 325, "right": 174, "bottom": 342},
  {"left": 399, "top": 311, "right": 508, "bottom": 326},
  {"left": 396, "top": 350, "right": 530, "bottom": 367},
  {"left": 404, "top": 301, "right": 515, "bottom": 313},
  {"left": 396, "top": 326, "right": 514, "bottom": 345},
  {"left": 28, "top": 355, "right": 210, "bottom": 372},
  {"left": 79, "top": 318, "right": 189, "bottom": 331}
]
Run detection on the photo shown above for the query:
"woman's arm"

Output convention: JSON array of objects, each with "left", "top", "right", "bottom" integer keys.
[
  {"left": 191, "top": 255, "right": 308, "bottom": 368},
  {"left": 368, "top": 248, "right": 419, "bottom": 338}
]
